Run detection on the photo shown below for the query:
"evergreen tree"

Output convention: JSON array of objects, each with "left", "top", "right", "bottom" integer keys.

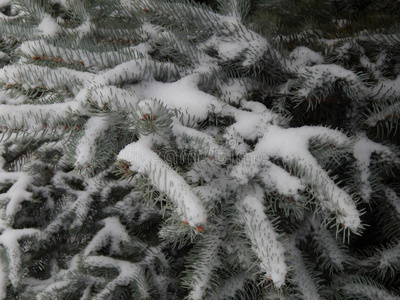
[{"left": 0, "top": 0, "right": 399, "bottom": 299}]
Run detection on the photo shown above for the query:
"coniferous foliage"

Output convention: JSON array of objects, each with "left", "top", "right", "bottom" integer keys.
[{"left": 0, "top": 0, "right": 399, "bottom": 299}]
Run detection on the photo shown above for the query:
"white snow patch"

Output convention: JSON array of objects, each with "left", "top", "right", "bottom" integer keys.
[
  {"left": 0, "top": 0, "right": 11, "bottom": 6},
  {"left": 0, "top": 90, "right": 26, "bottom": 104},
  {"left": 259, "top": 162, "right": 305, "bottom": 198},
  {"left": 286, "top": 46, "right": 324, "bottom": 71},
  {"left": 37, "top": 15, "right": 61, "bottom": 37},
  {"left": 0, "top": 51, "right": 8, "bottom": 60},
  {"left": 133, "top": 74, "right": 223, "bottom": 123}
]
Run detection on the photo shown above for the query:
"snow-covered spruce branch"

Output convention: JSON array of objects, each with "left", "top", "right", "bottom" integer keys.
[
  {"left": 0, "top": 0, "right": 399, "bottom": 298},
  {"left": 118, "top": 139, "right": 207, "bottom": 227}
]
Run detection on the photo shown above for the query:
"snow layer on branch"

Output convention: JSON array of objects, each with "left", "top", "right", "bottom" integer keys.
[
  {"left": 0, "top": 64, "right": 94, "bottom": 90},
  {"left": 385, "top": 188, "right": 400, "bottom": 216},
  {"left": 258, "top": 162, "right": 305, "bottom": 198},
  {"left": 370, "top": 75, "right": 400, "bottom": 98},
  {"left": 0, "top": 0, "right": 11, "bottom": 7},
  {"left": 208, "top": 273, "right": 248, "bottom": 300},
  {"left": 287, "top": 239, "right": 322, "bottom": 300},
  {"left": 118, "top": 141, "right": 207, "bottom": 225},
  {"left": 0, "top": 90, "right": 27, "bottom": 104},
  {"left": 173, "top": 122, "right": 229, "bottom": 161},
  {"left": 84, "top": 217, "right": 130, "bottom": 256},
  {"left": 223, "top": 104, "right": 281, "bottom": 141},
  {"left": 0, "top": 51, "right": 9, "bottom": 61},
  {"left": 353, "top": 134, "right": 394, "bottom": 202},
  {"left": 50, "top": 171, "right": 101, "bottom": 230},
  {"left": 232, "top": 125, "right": 360, "bottom": 231},
  {"left": 0, "top": 172, "right": 33, "bottom": 219},
  {"left": 0, "top": 228, "right": 40, "bottom": 287},
  {"left": 75, "top": 116, "right": 111, "bottom": 166},
  {"left": 187, "top": 234, "right": 221, "bottom": 300},
  {"left": 73, "top": 18, "right": 92, "bottom": 39},
  {"left": 296, "top": 64, "right": 363, "bottom": 98},
  {"left": 0, "top": 253, "right": 7, "bottom": 300},
  {"left": 133, "top": 74, "right": 281, "bottom": 141},
  {"left": 204, "top": 17, "right": 271, "bottom": 66},
  {"left": 193, "top": 178, "right": 230, "bottom": 205},
  {"left": 84, "top": 256, "right": 149, "bottom": 300},
  {"left": 134, "top": 74, "right": 223, "bottom": 123},
  {"left": 35, "top": 281, "right": 72, "bottom": 300},
  {"left": 218, "top": 78, "right": 250, "bottom": 104},
  {"left": 310, "top": 218, "right": 349, "bottom": 271},
  {"left": 0, "top": 101, "right": 83, "bottom": 131},
  {"left": 341, "top": 282, "right": 399, "bottom": 300},
  {"left": 88, "top": 85, "right": 141, "bottom": 111},
  {"left": 376, "top": 241, "right": 400, "bottom": 272},
  {"left": 286, "top": 46, "right": 324, "bottom": 71},
  {"left": 20, "top": 40, "right": 149, "bottom": 70},
  {"left": 236, "top": 185, "right": 287, "bottom": 287},
  {"left": 37, "top": 15, "right": 61, "bottom": 37},
  {"left": 93, "top": 58, "right": 180, "bottom": 86}
]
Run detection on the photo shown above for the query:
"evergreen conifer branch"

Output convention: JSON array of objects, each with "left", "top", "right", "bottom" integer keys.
[{"left": 0, "top": 0, "right": 399, "bottom": 298}]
